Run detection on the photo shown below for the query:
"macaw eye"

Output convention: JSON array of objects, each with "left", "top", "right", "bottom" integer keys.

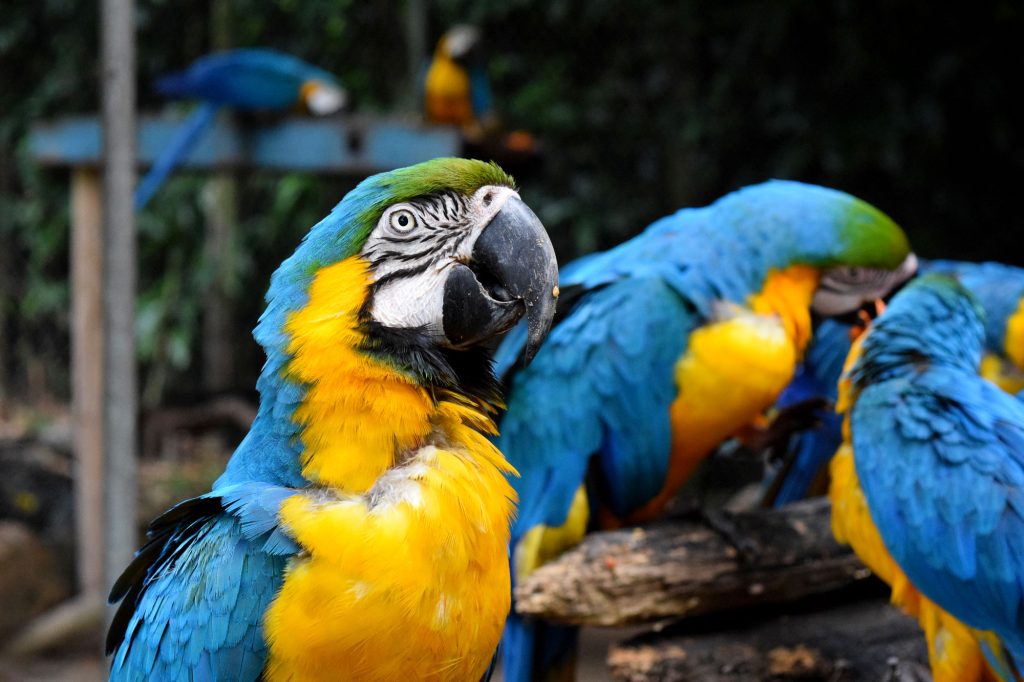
[{"left": 388, "top": 209, "right": 418, "bottom": 234}]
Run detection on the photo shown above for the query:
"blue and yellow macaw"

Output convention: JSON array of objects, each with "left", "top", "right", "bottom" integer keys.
[
  {"left": 107, "top": 158, "right": 559, "bottom": 681},
  {"left": 493, "top": 180, "right": 918, "bottom": 681},
  {"left": 423, "top": 25, "right": 494, "bottom": 132},
  {"left": 833, "top": 274, "right": 1024, "bottom": 681},
  {"left": 136, "top": 48, "right": 347, "bottom": 210},
  {"left": 769, "top": 259, "right": 1024, "bottom": 507}
]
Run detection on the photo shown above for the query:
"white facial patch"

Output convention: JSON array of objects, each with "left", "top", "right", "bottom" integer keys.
[
  {"left": 360, "top": 185, "right": 519, "bottom": 336},
  {"left": 305, "top": 81, "right": 347, "bottom": 115},
  {"left": 444, "top": 25, "right": 480, "bottom": 59}
]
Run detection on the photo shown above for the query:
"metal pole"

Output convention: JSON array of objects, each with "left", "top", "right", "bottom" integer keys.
[
  {"left": 100, "top": 0, "right": 137, "bottom": 601},
  {"left": 404, "top": 0, "right": 427, "bottom": 112}
]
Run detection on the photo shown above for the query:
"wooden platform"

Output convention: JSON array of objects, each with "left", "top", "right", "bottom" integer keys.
[{"left": 29, "top": 114, "right": 461, "bottom": 174}]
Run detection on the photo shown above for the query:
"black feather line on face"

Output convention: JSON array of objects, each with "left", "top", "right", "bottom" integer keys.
[
  {"left": 358, "top": 317, "right": 503, "bottom": 409},
  {"left": 368, "top": 261, "right": 433, "bottom": 289}
]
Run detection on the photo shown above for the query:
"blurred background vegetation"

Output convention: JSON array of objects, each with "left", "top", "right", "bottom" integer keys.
[{"left": 2, "top": 0, "right": 1022, "bottom": 408}]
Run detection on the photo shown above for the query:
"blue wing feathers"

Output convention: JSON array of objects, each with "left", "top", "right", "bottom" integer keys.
[
  {"left": 498, "top": 276, "right": 694, "bottom": 536},
  {"left": 771, "top": 318, "right": 851, "bottom": 506},
  {"left": 154, "top": 48, "right": 339, "bottom": 109},
  {"left": 108, "top": 484, "right": 295, "bottom": 681}
]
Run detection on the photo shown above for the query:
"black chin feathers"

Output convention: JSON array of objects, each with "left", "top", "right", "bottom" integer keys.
[{"left": 359, "top": 319, "right": 504, "bottom": 409}]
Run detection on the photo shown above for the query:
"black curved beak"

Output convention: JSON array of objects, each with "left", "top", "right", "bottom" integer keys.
[
  {"left": 443, "top": 196, "right": 559, "bottom": 363},
  {"left": 811, "top": 252, "right": 919, "bottom": 317}
]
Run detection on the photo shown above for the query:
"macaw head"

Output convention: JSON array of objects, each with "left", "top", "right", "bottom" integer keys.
[
  {"left": 722, "top": 180, "right": 918, "bottom": 317},
  {"left": 847, "top": 274, "right": 985, "bottom": 389},
  {"left": 258, "top": 158, "right": 558, "bottom": 394},
  {"left": 437, "top": 24, "right": 482, "bottom": 64}
]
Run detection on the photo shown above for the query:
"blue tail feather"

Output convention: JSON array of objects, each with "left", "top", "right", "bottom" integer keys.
[
  {"left": 501, "top": 610, "right": 578, "bottom": 682},
  {"left": 135, "top": 102, "right": 220, "bottom": 211},
  {"left": 771, "top": 411, "right": 843, "bottom": 506}
]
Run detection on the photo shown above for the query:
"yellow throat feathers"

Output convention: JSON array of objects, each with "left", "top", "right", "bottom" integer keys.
[{"left": 282, "top": 255, "right": 514, "bottom": 492}]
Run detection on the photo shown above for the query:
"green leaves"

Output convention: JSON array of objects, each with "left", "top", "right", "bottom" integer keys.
[{"left": 4, "top": 0, "right": 1023, "bottom": 402}]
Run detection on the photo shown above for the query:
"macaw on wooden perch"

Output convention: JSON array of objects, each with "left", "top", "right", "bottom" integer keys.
[
  {"left": 136, "top": 48, "right": 347, "bottom": 210},
  {"left": 493, "top": 180, "right": 918, "bottom": 681}
]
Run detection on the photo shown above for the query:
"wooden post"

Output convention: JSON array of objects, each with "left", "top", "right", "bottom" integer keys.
[
  {"left": 100, "top": 0, "right": 138, "bottom": 601},
  {"left": 70, "top": 167, "right": 105, "bottom": 597}
]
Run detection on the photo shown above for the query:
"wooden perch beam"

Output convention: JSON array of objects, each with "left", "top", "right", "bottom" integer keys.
[
  {"left": 607, "top": 598, "right": 929, "bottom": 682},
  {"left": 28, "top": 115, "right": 460, "bottom": 174},
  {"left": 514, "top": 498, "right": 872, "bottom": 626}
]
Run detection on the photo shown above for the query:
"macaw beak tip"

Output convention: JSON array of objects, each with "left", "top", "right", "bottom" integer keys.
[{"left": 442, "top": 195, "right": 558, "bottom": 357}]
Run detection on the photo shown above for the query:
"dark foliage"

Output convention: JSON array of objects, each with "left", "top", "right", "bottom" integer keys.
[{"left": 2, "top": 0, "right": 1021, "bottom": 401}]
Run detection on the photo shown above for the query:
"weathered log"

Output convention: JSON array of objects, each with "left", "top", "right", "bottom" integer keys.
[
  {"left": 607, "top": 598, "right": 930, "bottom": 682},
  {"left": 514, "top": 498, "right": 871, "bottom": 626}
]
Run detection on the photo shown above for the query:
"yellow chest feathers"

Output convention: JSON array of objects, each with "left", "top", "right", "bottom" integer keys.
[
  {"left": 670, "top": 266, "right": 818, "bottom": 464},
  {"left": 265, "top": 438, "right": 515, "bottom": 682},
  {"left": 622, "top": 266, "right": 818, "bottom": 524},
  {"left": 268, "top": 257, "right": 517, "bottom": 680}
]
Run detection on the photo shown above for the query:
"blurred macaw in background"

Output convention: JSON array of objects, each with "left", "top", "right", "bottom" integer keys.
[
  {"left": 767, "top": 260, "right": 1024, "bottom": 507},
  {"left": 493, "top": 180, "right": 918, "bottom": 681},
  {"left": 422, "top": 25, "right": 539, "bottom": 173},
  {"left": 832, "top": 274, "right": 1024, "bottom": 681},
  {"left": 107, "top": 158, "right": 559, "bottom": 681},
  {"left": 423, "top": 25, "right": 494, "bottom": 135},
  {"left": 135, "top": 48, "right": 347, "bottom": 210}
]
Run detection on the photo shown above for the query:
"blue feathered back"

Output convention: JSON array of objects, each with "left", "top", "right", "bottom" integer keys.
[
  {"left": 849, "top": 275, "right": 1024, "bottom": 664},
  {"left": 771, "top": 259, "right": 1024, "bottom": 506}
]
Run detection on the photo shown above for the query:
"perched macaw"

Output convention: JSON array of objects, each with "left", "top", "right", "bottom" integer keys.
[
  {"left": 493, "top": 180, "right": 918, "bottom": 681},
  {"left": 423, "top": 25, "right": 494, "bottom": 131},
  {"left": 107, "top": 158, "right": 559, "bottom": 681},
  {"left": 833, "top": 274, "right": 1024, "bottom": 681},
  {"left": 136, "top": 48, "right": 347, "bottom": 210},
  {"left": 769, "top": 260, "right": 1024, "bottom": 507}
]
